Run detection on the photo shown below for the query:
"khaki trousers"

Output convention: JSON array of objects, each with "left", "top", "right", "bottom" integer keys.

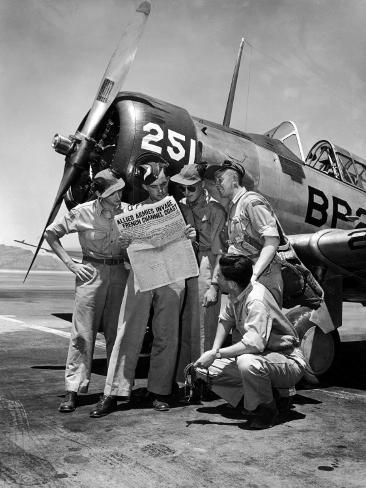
[
  {"left": 196, "top": 351, "right": 305, "bottom": 410},
  {"left": 65, "top": 261, "right": 129, "bottom": 393},
  {"left": 104, "top": 271, "right": 185, "bottom": 397},
  {"left": 176, "top": 253, "right": 221, "bottom": 382}
]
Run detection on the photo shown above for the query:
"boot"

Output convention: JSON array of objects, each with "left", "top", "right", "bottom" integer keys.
[
  {"left": 248, "top": 400, "right": 279, "bottom": 430},
  {"left": 89, "top": 395, "right": 117, "bottom": 418},
  {"left": 59, "top": 391, "right": 77, "bottom": 413}
]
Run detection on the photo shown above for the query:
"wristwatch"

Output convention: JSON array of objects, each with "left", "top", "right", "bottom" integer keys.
[{"left": 215, "top": 348, "right": 222, "bottom": 359}]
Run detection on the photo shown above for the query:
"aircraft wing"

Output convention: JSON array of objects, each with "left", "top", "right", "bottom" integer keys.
[
  {"left": 289, "top": 228, "right": 366, "bottom": 302},
  {"left": 14, "top": 240, "right": 82, "bottom": 263}
]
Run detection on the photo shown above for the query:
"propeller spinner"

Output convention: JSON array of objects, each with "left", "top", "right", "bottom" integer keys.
[{"left": 24, "top": 1, "right": 151, "bottom": 281}]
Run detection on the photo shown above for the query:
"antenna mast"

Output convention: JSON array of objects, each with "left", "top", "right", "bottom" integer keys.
[{"left": 223, "top": 37, "right": 245, "bottom": 127}]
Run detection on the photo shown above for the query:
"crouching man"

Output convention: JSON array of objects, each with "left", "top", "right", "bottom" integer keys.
[{"left": 194, "top": 254, "right": 306, "bottom": 429}]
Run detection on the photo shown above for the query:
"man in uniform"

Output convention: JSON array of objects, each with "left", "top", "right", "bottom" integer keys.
[
  {"left": 194, "top": 254, "right": 306, "bottom": 429},
  {"left": 214, "top": 159, "right": 283, "bottom": 306},
  {"left": 45, "top": 168, "right": 129, "bottom": 412},
  {"left": 170, "top": 164, "right": 227, "bottom": 377},
  {"left": 90, "top": 154, "right": 195, "bottom": 417}
]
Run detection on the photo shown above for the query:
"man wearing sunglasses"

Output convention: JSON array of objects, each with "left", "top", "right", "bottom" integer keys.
[{"left": 171, "top": 164, "right": 227, "bottom": 378}]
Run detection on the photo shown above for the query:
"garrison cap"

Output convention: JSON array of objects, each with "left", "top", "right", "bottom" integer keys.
[
  {"left": 215, "top": 159, "right": 246, "bottom": 178},
  {"left": 93, "top": 168, "right": 125, "bottom": 198},
  {"left": 135, "top": 153, "right": 169, "bottom": 185}
]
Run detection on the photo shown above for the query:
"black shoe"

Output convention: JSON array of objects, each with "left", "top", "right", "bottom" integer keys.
[
  {"left": 248, "top": 402, "right": 279, "bottom": 430},
  {"left": 272, "top": 388, "right": 292, "bottom": 418},
  {"left": 150, "top": 394, "right": 170, "bottom": 411},
  {"left": 59, "top": 391, "right": 77, "bottom": 413},
  {"left": 89, "top": 395, "right": 117, "bottom": 418}
]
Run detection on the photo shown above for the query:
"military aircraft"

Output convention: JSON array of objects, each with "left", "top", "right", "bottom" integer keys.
[{"left": 25, "top": 0, "right": 366, "bottom": 383}]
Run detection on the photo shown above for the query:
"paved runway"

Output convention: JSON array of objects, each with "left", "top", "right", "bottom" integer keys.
[{"left": 0, "top": 270, "right": 366, "bottom": 488}]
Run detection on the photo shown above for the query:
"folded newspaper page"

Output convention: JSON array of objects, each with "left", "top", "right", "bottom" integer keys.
[{"left": 115, "top": 196, "right": 199, "bottom": 291}]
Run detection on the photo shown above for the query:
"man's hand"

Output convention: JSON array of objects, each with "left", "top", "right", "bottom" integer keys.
[
  {"left": 184, "top": 224, "right": 196, "bottom": 241},
  {"left": 67, "top": 262, "right": 94, "bottom": 281},
  {"left": 118, "top": 235, "right": 132, "bottom": 249},
  {"left": 202, "top": 285, "right": 219, "bottom": 307},
  {"left": 194, "top": 349, "right": 216, "bottom": 369}
]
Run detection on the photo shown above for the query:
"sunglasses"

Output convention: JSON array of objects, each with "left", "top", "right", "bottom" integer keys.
[{"left": 178, "top": 184, "right": 198, "bottom": 193}]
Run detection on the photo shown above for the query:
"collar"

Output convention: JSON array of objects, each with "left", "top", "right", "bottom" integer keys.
[
  {"left": 95, "top": 199, "right": 103, "bottom": 216},
  {"left": 186, "top": 191, "right": 207, "bottom": 209},
  {"left": 230, "top": 284, "right": 252, "bottom": 304},
  {"left": 231, "top": 186, "right": 248, "bottom": 206},
  {"left": 96, "top": 198, "right": 122, "bottom": 218}
]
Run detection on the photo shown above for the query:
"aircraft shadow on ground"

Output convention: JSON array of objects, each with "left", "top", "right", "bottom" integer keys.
[
  {"left": 31, "top": 357, "right": 150, "bottom": 377},
  {"left": 52, "top": 313, "right": 72, "bottom": 322},
  {"left": 32, "top": 365, "right": 65, "bottom": 370}
]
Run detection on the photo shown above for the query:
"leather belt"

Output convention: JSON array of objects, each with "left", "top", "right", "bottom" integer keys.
[{"left": 83, "top": 255, "right": 125, "bottom": 265}]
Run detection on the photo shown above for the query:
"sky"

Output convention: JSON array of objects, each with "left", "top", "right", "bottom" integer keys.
[{"left": 2, "top": 0, "right": 366, "bottom": 249}]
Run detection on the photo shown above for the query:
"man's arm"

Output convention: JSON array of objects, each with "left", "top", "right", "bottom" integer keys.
[
  {"left": 203, "top": 203, "right": 227, "bottom": 306},
  {"left": 245, "top": 199, "right": 280, "bottom": 284},
  {"left": 194, "top": 302, "right": 234, "bottom": 368},
  {"left": 194, "top": 296, "right": 271, "bottom": 367},
  {"left": 251, "top": 236, "right": 279, "bottom": 284},
  {"left": 202, "top": 254, "right": 221, "bottom": 307},
  {"left": 44, "top": 229, "right": 94, "bottom": 281}
]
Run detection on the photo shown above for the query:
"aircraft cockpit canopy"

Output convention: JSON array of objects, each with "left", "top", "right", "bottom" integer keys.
[
  {"left": 305, "top": 140, "right": 366, "bottom": 192},
  {"left": 264, "top": 120, "right": 305, "bottom": 161}
]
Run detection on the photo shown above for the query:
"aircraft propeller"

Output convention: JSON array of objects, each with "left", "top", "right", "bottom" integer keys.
[{"left": 24, "top": 1, "right": 151, "bottom": 281}]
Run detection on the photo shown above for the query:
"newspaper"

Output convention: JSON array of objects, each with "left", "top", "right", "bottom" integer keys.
[{"left": 115, "top": 196, "right": 199, "bottom": 291}]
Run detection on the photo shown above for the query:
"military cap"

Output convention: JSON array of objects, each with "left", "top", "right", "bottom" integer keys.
[
  {"left": 93, "top": 168, "right": 125, "bottom": 198},
  {"left": 215, "top": 159, "right": 246, "bottom": 178},
  {"left": 135, "top": 153, "right": 169, "bottom": 185},
  {"left": 170, "top": 164, "right": 202, "bottom": 185}
]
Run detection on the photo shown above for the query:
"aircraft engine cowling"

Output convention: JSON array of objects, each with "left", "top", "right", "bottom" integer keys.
[{"left": 64, "top": 91, "right": 199, "bottom": 207}]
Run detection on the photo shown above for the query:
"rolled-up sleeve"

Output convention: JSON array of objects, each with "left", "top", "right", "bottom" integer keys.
[
  {"left": 218, "top": 300, "right": 236, "bottom": 332},
  {"left": 240, "top": 299, "right": 272, "bottom": 353},
  {"left": 246, "top": 200, "right": 279, "bottom": 239},
  {"left": 46, "top": 208, "right": 79, "bottom": 238}
]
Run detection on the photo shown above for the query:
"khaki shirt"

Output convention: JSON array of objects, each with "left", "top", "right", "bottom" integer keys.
[
  {"left": 227, "top": 188, "right": 279, "bottom": 257},
  {"left": 46, "top": 199, "right": 129, "bottom": 259},
  {"left": 219, "top": 282, "right": 306, "bottom": 366},
  {"left": 179, "top": 192, "right": 227, "bottom": 255}
]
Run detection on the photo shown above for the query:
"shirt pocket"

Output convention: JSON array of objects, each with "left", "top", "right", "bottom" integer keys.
[
  {"left": 200, "top": 214, "right": 210, "bottom": 233},
  {"left": 83, "top": 230, "right": 107, "bottom": 241}
]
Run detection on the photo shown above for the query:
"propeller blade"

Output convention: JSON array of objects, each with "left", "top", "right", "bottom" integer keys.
[
  {"left": 81, "top": 1, "right": 151, "bottom": 137},
  {"left": 23, "top": 164, "right": 81, "bottom": 282},
  {"left": 25, "top": 2, "right": 151, "bottom": 281}
]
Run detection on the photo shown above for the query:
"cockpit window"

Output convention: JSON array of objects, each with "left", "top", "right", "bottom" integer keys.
[
  {"left": 353, "top": 161, "right": 366, "bottom": 190},
  {"left": 306, "top": 143, "right": 338, "bottom": 177},
  {"left": 264, "top": 121, "right": 305, "bottom": 161},
  {"left": 306, "top": 140, "right": 366, "bottom": 191},
  {"left": 336, "top": 153, "right": 357, "bottom": 185}
]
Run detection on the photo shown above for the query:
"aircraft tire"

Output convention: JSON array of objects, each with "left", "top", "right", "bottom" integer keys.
[{"left": 285, "top": 306, "right": 340, "bottom": 385}]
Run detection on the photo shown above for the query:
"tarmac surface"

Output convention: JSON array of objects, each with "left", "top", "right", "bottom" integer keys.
[{"left": 0, "top": 270, "right": 366, "bottom": 488}]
